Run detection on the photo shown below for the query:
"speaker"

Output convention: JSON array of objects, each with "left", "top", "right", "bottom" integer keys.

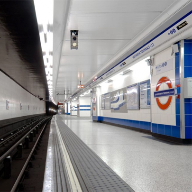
[{"left": 171, "top": 44, "right": 179, "bottom": 55}]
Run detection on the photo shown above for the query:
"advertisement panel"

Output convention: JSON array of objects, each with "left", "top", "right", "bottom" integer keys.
[{"left": 111, "top": 88, "right": 127, "bottom": 113}]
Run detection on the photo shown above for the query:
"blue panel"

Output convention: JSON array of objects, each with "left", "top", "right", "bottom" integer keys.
[
  {"left": 176, "top": 98, "right": 180, "bottom": 104},
  {"left": 126, "top": 119, "right": 131, "bottom": 127},
  {"left": 80, "top": 105, "right": 91, "bottom": 107},
  {"left": 184, "top": 39, "right": 192, "bottom": 43},
  {"left": 164, "top": 125, "right": 172, "bottom": 137},
  {"left": 185, "top": 98, "right": 192, "bottom": 103},
  {"left": 100, "top": 116, "right": 151, "bottom": 131},
  {"left": 175, "top": 67, "right": 180, "bottom": 79},
  {"left": 185, "top": 115, "right": 192, "bottom": 126},
  {"left": 158, "top": 124, "right": 164, "bottom": 135},
  {"left": 185, "top": 102, "right": 192, "bottom": 114},
  {"left": 176, "top": 115, "right": 180, "bottom": 126},
  {"left": 152, "top": 123, "right": 158, "bottom": 133},
  {"left": 184, "top": 41, "right": 192, "bottom": 55},
  {"left": 184, "top": 67, "right": 192, "bottom": 78},
  {"left": 184, "top": 55, "right": 192, "bottom": 67},
  {"left": 175, "top": 56, "right": 180, "bottom": 68},
  {"left": 172, "top": 126, "right": 180, "bottom": 138},
  {"left": 134, "top": 121, "right": 140, "bottom": 129},
  {"left": 80, "top": 109, "right": 90, "bottom": 111},
  {"left": 176, "top": 102, "right": 180, "bottom": 115},
  {"left": 185, "top": 127, "right": 192, "bottom": 139},
  {"left": 141, "top": 121, "right": 151, "bottom": 130}
]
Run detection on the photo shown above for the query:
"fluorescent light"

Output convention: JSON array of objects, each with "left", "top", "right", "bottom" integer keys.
[{"left": 34, "top": 0, "right": 53, "bottom": 98}]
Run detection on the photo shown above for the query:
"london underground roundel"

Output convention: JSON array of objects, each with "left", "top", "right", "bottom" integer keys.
[{"left": 155, "top": 77, "right": 173, "bottom": 110}]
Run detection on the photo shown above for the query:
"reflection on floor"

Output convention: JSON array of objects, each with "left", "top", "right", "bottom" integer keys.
[{"left": 57, "top": 115, "right": 192, "bottom": 192}]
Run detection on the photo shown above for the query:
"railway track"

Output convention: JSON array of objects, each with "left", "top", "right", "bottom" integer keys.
[{"left": 0, "top": 116, "right": 52, "bottom": 192}]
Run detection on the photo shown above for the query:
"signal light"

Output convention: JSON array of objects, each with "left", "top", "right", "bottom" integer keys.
[{"left": 71, "top": 30, "right": 78, "bottom": 49}]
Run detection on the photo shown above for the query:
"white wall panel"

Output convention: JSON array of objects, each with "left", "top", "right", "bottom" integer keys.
[
  {"left": 0, "top": 71, "right": 45, "bottom": 120},
  {"left": 79, "top": 96, "right": 91, "bottom": 117},
  {"left": 151, "top": 47, "right": 176, "bottom": 126},
  {"left": 71, "top": 100, "right": 77, "bottom": 116}
]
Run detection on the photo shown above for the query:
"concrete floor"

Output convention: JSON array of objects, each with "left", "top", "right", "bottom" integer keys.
[{"left": 57, "top": 115, "right": 192, "bottom": 192}]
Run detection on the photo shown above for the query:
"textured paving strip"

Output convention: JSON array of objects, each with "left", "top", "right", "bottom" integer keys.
[{"left": 56, "top": 116, "right": 134, "bottom": 192}]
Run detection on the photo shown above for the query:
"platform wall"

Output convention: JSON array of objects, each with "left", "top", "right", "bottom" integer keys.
[
  {"left": 71, "top": 100, "right": 77, "bottom": 116},
  {"left": 79, "top": 97, "right": 91, "bottom": 117},
  {"left": 94, "top": 59, "right": 151, "bottom": 131},
  {"left": 184, "top": 40, "right": 192, "bottom": 139},
  {"left": 0, "top": 71, "right": 46, "bottom": 120},
  {"left": 151, "top": 47, "right": 178, "bottom": 137}
]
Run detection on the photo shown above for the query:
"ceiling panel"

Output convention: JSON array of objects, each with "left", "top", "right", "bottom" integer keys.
[
  {"left": 61, "top": 40, "right": 130, "bottom": 55},
  {"left": 54, "top": 0, "right": 179, "bottom": 100},
  {"left": 71, "top": 0, "right": 177, "bottom": 14}
]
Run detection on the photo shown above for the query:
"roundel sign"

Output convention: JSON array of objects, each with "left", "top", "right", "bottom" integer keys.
[{"left": 154, "top": 76, "right": 175, "bottom": 110}]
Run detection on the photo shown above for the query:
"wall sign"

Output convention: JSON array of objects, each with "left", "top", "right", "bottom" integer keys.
[
  {"left": 140, "top": 80, "right": 151, "bottom": 109},
  {"left": 127, "top": 84, "right": 139, "bottom": 110},
  {"left": 155, "top": 59, "right": 173, "bottom": 75},
  {"left": 154, "top": 76, "right": 174, "bottom": 110}
]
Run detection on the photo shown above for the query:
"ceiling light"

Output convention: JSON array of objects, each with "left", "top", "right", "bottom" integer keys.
[{"left": 73, "top": 42, "right": 77, "bottom": 47}]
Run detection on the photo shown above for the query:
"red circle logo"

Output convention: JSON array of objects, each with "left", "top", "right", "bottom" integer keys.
[{"left": 156, "top": 77, "right": 173, "bottom": 110}]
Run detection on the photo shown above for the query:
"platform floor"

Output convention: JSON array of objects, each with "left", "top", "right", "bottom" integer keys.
[{"left": 45, "top": 115, "right": 192, "bottom": 192}]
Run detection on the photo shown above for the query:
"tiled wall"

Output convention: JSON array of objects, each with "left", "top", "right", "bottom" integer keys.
[
  {"left": 151, "top": 47, "right": 180, "bottom": 138},
  {"left": 94, "top": 59, "right": 151, "bottom": 131},
  {"left": 184, "top": 40, "right": 192, "bottom": 139},
  {"left": 0, "top": 71, "right": 45, "bottom": 120}
]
